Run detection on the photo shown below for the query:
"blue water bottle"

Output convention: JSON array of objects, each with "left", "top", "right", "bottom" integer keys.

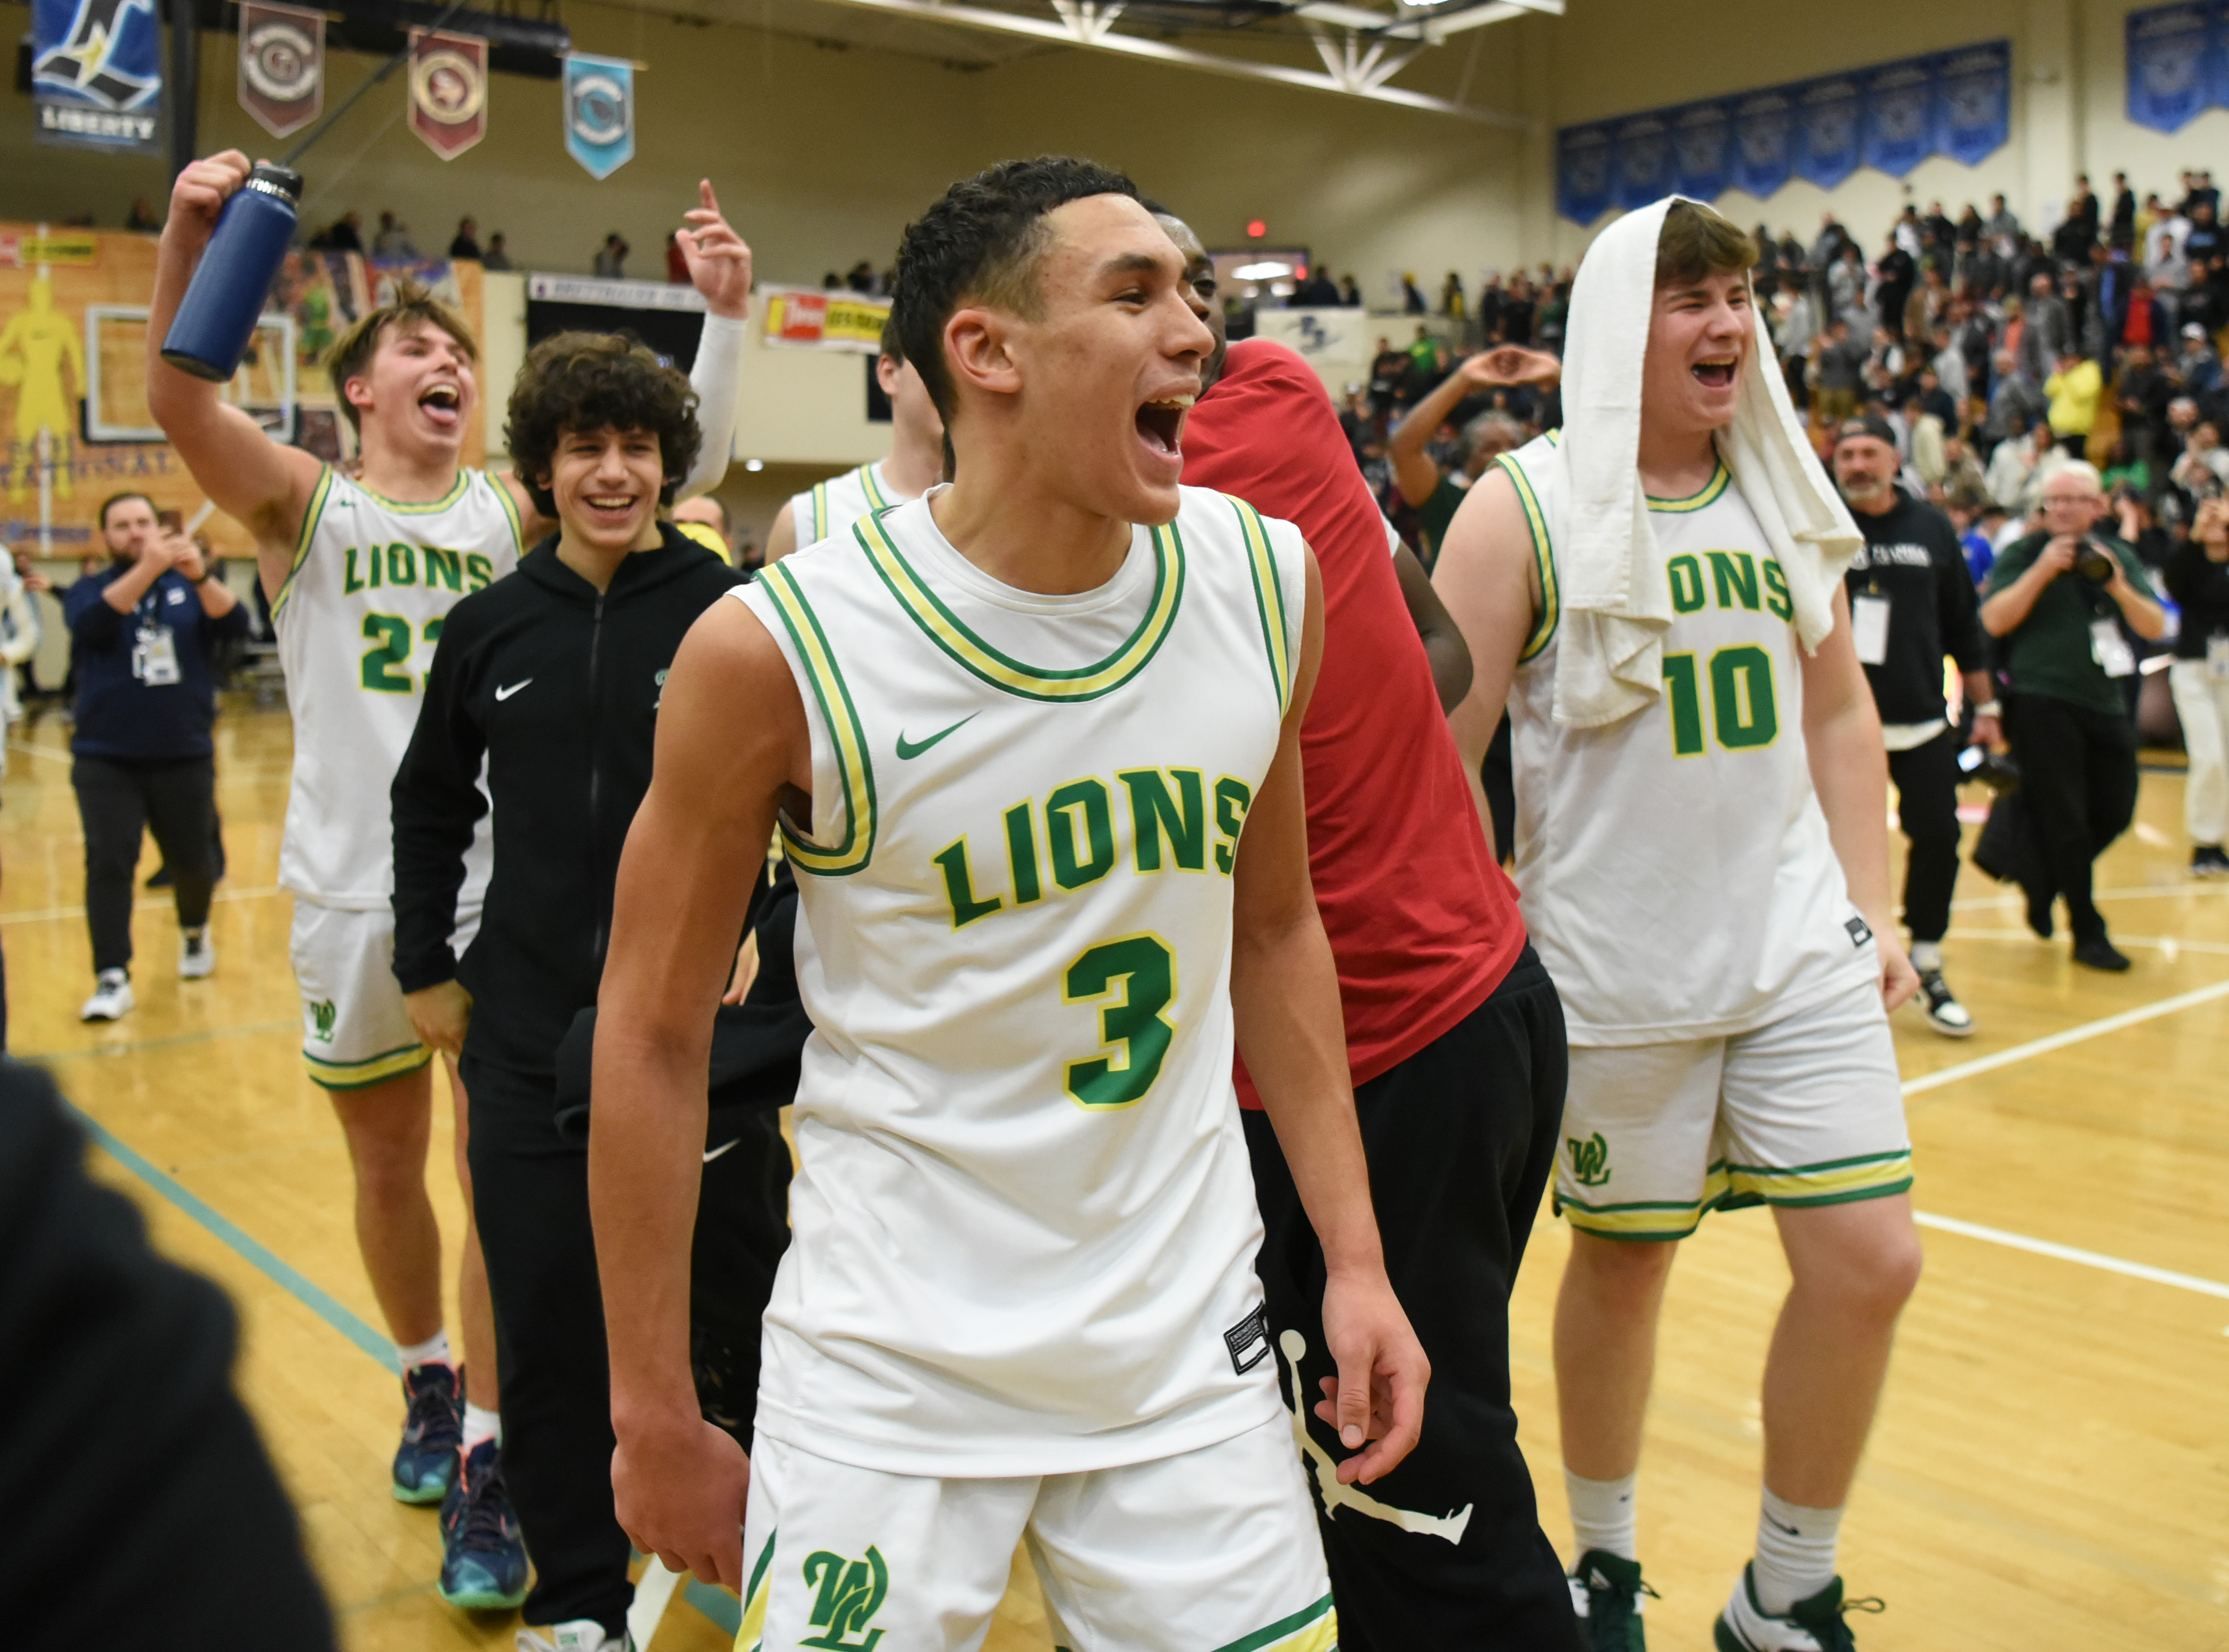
[{"left": 160, "top": 162, "right": 302, "bottom": 383}]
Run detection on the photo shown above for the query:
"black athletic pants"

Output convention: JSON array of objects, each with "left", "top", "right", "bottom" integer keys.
[
  {"left": 463, "top": 1054, "right": 792, "bottom": 1636},
  {"left": 1887, "top": 729, "right": 1963, "bottom": 944},
  {"left": 71, "top": 753, "right": 217, "bottom": 974},
  {"left": 1245, "top": 947, "right": 1582, "bottom": 1652},
  {"left": 2004, "top": 692, "right": 2139, "bottom": 944}
]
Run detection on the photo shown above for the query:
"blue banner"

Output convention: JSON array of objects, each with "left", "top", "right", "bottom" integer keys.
[
  {"left": 562, "top": 52, "right": 635, "bottom": 180},
  {"left": 1935, "top": 44, "right": 2010, "bottom": 166},
  {"left": 30, "top": 0, "right": 163, "bottom": 152},
  {"left": 2126, "top": 5, "right": 2212, "bottom": 131},
  {"left": 1672, "top": 103, "right": 1732, "bottom": 202},
  {"left": 1558, "top": 125, "right": 1615, "bottom": 225},
  {"left": 1861, "top": 61, "right": 1935, "bottom": 177},
  {"left": 1794, "top": 78, "right": 1862, "bottom": 189},
  {"left": 1731, "top": 90, "right": 1795, "bottom": 200},
  {"left": 1615, "top": 114, "right": 1673, "bottom": 212},
  {"left": 2209, "top": 4, "right": 2229, "bottom": 116}
]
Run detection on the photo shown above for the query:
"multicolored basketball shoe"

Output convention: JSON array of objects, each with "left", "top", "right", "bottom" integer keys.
[
  {"left": 1715, "top": 1565, "right": 1883, "bottom": 1651},
  {"left": 438, "top": 1439, "right": 529, "bottom": 1610},
  {"left": 391, "top": 1361, "right": 462, "bottom": 1504},
  {"left": 1570, "top": 1548, "right": 1654, "bottom": 1651}
]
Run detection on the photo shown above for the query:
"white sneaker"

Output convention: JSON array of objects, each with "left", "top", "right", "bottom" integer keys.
[
  {"left": 80, "top": 969, "right": 134, "bottom": 1022},
  {"left": 516, "top": 1623, "right": 632, "bottom": 1652},
  {"left": 180, "top": 926, "right": 216, "bottom": 980},
  {"left": 1716, "top": 1563, "right": 1882, "bottom": 1650}
]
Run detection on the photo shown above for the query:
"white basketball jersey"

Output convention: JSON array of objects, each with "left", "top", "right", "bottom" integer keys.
[
  {"left": 736, "top": 487, "right": 1304, "bottom": 1478},
  {"left": 271, "top": 467, "right": 522, "bottom": 908},
  {"left": 787, "top": 461, "right": 899, "bottom": 552},
  {"left": 1499, "top": 438, "right": 1877, "bottom": 1046}
]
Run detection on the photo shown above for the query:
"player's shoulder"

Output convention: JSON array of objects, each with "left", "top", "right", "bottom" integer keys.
[{"left": 1175, "top": 483, "right": 1302, "bottom": 546}]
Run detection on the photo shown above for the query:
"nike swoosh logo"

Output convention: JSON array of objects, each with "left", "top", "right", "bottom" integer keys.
[
  {"left": 495, "top": 679, "right": 532, "bottom": 701},
  {"left": 703, "top": 1139, "right": 739, "bottom": 1163},
  {"left": 895, "top": 713, "right": 977, "bottom": 760}
]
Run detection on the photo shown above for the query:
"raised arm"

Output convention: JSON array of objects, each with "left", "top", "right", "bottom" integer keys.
[
  {"left": 1388, "top": 346, "right": 1561, "bottom": 508},
  {"left": 146, "top": 151, "right": 323, "bottom": 599},
  {"left": 674, "top": 181, "right": 752, "bottom": 500},
  {"left": 1428, "top": 467, "right": 1541, "bottom": 855},
  {"left": 588, "top": 596, "right": 809, "bottom": 1587},
  {"left": 1230, "top": 545, "right": 1427, "bottom": 1486}
]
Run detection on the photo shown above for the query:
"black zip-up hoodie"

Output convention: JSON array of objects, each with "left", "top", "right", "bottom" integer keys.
[{"left": 392, "top": 525, "right": 743, "bottom": 1076}]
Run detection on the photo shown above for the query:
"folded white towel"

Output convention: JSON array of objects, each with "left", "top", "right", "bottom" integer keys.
[{"left": 1547, "top": 197, "right": 1858, "bottom": 728}]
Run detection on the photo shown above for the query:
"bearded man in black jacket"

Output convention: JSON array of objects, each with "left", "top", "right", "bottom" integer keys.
[{"left": 390, "top": 333, "right": 789, "bottom": 1651}]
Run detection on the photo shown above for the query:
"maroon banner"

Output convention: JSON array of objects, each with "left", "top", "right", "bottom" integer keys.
[
  {"left": 237, "top": 1, "right": 324, "bottom": 138},
  {"left": 407, "top": 29, "right": 487, "bottom": 160}
]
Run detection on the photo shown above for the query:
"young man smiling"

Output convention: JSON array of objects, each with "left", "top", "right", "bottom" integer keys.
[
  {"left": 392, "top": 334, "right": 782, "bottom": 1652},
  {"left": 588, "top": 158, "right": 1426, "bottom": 1649},
  {"left": 1434, "top": 199, "right": 1922, "bottom": 1652},
  {"left": 148, "top": 150, "right": 752, "bottom": 1606}
]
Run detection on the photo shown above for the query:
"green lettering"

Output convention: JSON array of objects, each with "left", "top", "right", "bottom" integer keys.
[
  {"left": 1662, "top": 652, "right": 1705, "bottom": 755},
  {"left": 1667, "top": 555, "right": 1705, "bottom": 614},
  {"left": 360, "top": 613, "right": 412, "bottom": 693},
  {"left": 1212, "top": 776, "right": 1253, "bottom": 875},
  {"left": 465, "top": 553, "right": 494, "bottom": 592},
  {"left": 1706, "top": 550, "right": 1759, "bottom": 611},
  {"left": 367, "top": 543, "right": 383, "bottom": 588},
  {"left": 931, "top": 838, "right": 1003, "bottom": 927},
  {"left": 343, "top": 548, "right": 367, "bottom": 595},
  {"left": 1709, "top": 645, "right": 1778, "bottom": 748},
  {"left": 1763, "top": 558, "right": 1793, "bottom": 620},
  {"left": 1120, "top": 768, "right": 1206, "bottom": 873},
  {"left": 386, "top": 542, "right": 417, "bottom": 586},
  {"left": 1003, "top": 802, "right": 1042, "bottom": 905},
  {"left": 422, "top": 545, "right": 464, "bottom": 592},
  {"left": 1046, "top": 778, "right": 1116, "bottom": 890}
]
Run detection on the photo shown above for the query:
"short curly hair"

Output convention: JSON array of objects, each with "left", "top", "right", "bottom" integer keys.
[{"left": 504, "top": 331, "right": 702, "bottom": 518}]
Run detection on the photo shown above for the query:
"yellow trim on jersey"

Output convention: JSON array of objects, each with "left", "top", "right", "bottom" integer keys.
[
  {"left": 808, "top": 479, "right": 830, "bottom": 544},
  {"left": 269, "top": 466, "right": 336, "bottom": 623},
  {"left": 755, "top": 565, "right": 879, "bottom": 876},
  {"left": 355, "top": 468, "right": 474, "bottom": 515},
  {"left": 858, "top": 462, "right": 890, "bottom": 512},
  {"left": 483, "top": 469, "right": 525, "bottom": 552},
  {"left": 1231, "top": 496, "right": 1294, "bottom": 714},
  {"left": 854, "top": 512, "right": 1186, "bottom": 703},
  {"left": 735, "top": 1530, "right": 776, "bottom": 1651},
  {"left": 1645, "top": 459, "right": 1732, "bottom": 514},
  {"left": 1493, "top": 453, "right": 1560, "bottom": 662},
  {"left": 1214, "top": 1593, "right": 1338, "bottom": 1652},
  {"left": 303, "top": 1041, "right": 432, "bottom": 1091},
  {"left": 1559, "top": 1150, "right": 1913, "bottom": 1240}
]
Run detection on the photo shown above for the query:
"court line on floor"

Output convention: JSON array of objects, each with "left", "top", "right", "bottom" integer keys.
[
  {"left": 1950, "top": 879, "right": 2229, "bottom": 910},
  {"left": 1901, "top": 974, "right": 2229, "bottom": 1097},
  {"left": 27, "top": 1018, "right": 300, "bottom": 1061},
  {"left": 0, "top": 884, "right": 284, "bottom": 925},
  {"left": 1912, "top": 1211, "right": 2229, "bottom": 1300}
]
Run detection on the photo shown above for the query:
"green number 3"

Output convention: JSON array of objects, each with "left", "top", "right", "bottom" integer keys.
[{"left": 1062, "top": 934, "right": 1177, "bottom": 1110}]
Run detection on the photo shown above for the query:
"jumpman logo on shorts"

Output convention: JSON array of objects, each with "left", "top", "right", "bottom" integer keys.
[{"left": 1279, "top": 1329, "right": 1473, "bottom": 1544}]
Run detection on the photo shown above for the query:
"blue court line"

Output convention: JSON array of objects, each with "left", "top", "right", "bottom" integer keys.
[{"left": 67, "top": 1094, "right": 745, "bottom": 1634}]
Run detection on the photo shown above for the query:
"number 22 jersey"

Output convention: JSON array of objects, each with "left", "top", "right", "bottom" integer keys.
[{"left": 736, "top": 488, "right": 1304, "bottom": 1478}]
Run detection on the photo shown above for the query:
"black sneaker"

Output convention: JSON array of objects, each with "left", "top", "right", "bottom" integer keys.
[
  {"left": 1570, "top": 1549, "right": 1654, "bottom": 1650},
  {"left": 2072, "top": 935, "right": 2131, "bottom": 972},
  {"left": 438, "top": 1439, "right": 528, "bottom": 1609},
  {"left": 2023, "top": 882, "right": 2054, "bottom": 940},
  {"left": 1913, "top": 968, "right": 1973, "bottom": 1036},
  {"left": 391, "top": 1361, "right": 462, "bottom": 1504},
  {"left": 2192, "top": 846, "right": 2229, "bottom": 879}
]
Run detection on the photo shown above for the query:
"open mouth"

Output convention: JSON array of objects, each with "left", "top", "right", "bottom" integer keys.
[
  {"left": 1135, "top": 394, "right": 1194, "bottom": 457},
  {"left": 1691, "top": 359, "right": 1737, "bottom": 390},
  {"left": 418, "top": 383, "right": 462, "bottom": 425},
  {"left": 584, "top": 493, "right": 639, "bottom": 516}
]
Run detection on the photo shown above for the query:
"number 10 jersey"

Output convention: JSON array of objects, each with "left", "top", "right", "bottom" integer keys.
[
  {"left": 735, "top": 488, "right": 1305, "bottom": 1478},
  {"left": 271, "top": 466, "right": 521, "bottom": 908}
]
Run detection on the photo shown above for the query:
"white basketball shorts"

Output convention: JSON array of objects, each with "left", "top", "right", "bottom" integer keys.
[
  {"left": 1554, "top": 975, "right": 1911, "bottom": 1240},
  {"left": 736, "top": 1412, "right": 1337, "bottom": 1652},
  {"left": 290, "top": 899, "right": 480, "bottom": 1091}
]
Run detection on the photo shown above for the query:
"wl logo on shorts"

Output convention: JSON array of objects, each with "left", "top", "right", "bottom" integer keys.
[
  {"left": 800, "top": 1545, "right": 888, "bottom": 1649},
  {"left": 309, "top": 1000, "right": 337, "bottom": 1043},
  {"left": 1568, "top": 1131, "right": 1611, "bottom": 1188}
]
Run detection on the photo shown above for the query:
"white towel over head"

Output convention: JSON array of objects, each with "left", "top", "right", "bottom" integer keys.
[{"left": 1545, "top": 194, "right": 1859, "bottom": 728}]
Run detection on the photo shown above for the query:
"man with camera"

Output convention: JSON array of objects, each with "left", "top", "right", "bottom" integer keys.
[
  {"left": 1833, "top": 415, "right": 1996, "bottom": 1034},
  {"left": 1979, "top": 462, "right": 2168, "bottom": 970},
  {"left": 65, "top": 493, "right": 247, "bottom": 1021}
]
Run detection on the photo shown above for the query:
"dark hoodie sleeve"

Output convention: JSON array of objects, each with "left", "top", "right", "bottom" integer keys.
[{"left": 391, "top": 604, "right": 489, "bottom": 993}]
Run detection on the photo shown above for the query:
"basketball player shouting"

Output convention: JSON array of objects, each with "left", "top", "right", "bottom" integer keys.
[
  {"left": 590, "top": 158, "right": 1426, "bottom": 1648},
  {"left": 763, "top": 319, "right": 945, "bottom": 563},
  {"left": 147, "top": 149, "right": 751, "bottom": 1607},
  {"left": 1433, "top": 199, "right": 1923, "bottom": 1652}
]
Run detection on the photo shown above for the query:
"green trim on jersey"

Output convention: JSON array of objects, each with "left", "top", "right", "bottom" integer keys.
[
  {"left": 1558, "top": 1148, "right": 1915, "bottom": 1240},
  {"left": 1493, "top": 453, "right": 1560, "bottom": 662},
  {"left": 302, "top": 1040, "right": 432, "bottom": 1091},
  {"left": 484, "top": 470, "right": 524, "bottom": 552},
  {"left": 1645, "top": 459, "right": 1732, "bottom": 514},
  {"left": 1230, "top": 496, "right": 1293, "bottom": 713},
  {"left": 270, "top": 466, "right": 337, "bottom": 622},
  {"left": 356, "top": 467, "right": 474, "bottom": 515},
  {"left": 1214, "top": 1593, "right": 1338, "bottom": 1652},
  {"left": 737, "top": 1528, "right": 776, "bottom": 1650},
  {"left": 858, "top": 462, "right": 891, "bottom": 511},
  {"left": 756, "top": 565, "right": 879, "bottom": 876},
  {"left": 853, "top": 510, "right": 1186, "bottom": 703}
]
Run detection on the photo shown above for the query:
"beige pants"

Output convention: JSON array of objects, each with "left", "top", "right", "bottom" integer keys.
[{"left": 2171, "top": 658, "right": 2229, "bottom": 847}]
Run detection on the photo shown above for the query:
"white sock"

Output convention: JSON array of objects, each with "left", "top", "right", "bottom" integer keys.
[
  {"left": 1909, "top": 940, "right": 1943, "bottom": 972},
  {"left": 1565, "top": 1469, "right": 1638, "bottom": 1562},
  {"left": 396, "top": 1330, "right": 452, "bottom": 1370},
  {"left": 1752, "top": 1487, "right": 1842, "bottom": 1615},
  {"left": 462, "top": 1402, "right": 502, "bottom": 1452}
]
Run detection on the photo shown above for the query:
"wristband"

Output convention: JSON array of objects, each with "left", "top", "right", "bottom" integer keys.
[{"left": 1973, "top": 701, "right": 2002, "bottom": 718}]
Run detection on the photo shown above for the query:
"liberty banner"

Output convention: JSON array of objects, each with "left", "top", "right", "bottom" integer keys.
[
  {"left": 238, "top": 1, "right": 325, "bottom": 139},
  {"left": 30, "top": 0, "right": 163, "bottom": 153},
  {"left": 409, "top": 29, "right": 489, "bottom": 160},
  {"left": 562, "top": 53, "right": 635, "bottom": 179}
]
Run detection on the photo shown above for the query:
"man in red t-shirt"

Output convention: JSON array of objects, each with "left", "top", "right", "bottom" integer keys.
[{"left": 1165, "top": 212, "right": 1582, "bottom": 1651}]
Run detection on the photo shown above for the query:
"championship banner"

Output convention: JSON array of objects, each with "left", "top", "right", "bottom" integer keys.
[
  {"left": 409, "top": 29, "right": 489, "bottom": 160},
  {"left": 1860, "top": 59, "right": 1936, "bottom": 177},
  {"left": 30, "top": 0, "right": 163, "bottom": 153},
  {"left": 1556, "top": 125, "right": 1615, "bottom": 226},
  {"left": 1672, "top": 103, "right": 1732, "bottom": 203},
  {"left": 1934, "top": 44, "right": 2011, "bottom": 166},
  {"left": 562, "top": 53, "right": 635, "bottom": 180},
  {"left": 1793, "top": 78, "right": 1862, "bottom": 190},
  {"left": 762, "top": 286, "right": 891, "bottom": 354},
  {"left": 2125, "top": 4, "right": 2212, "bottom": 132},
  {"left": 239, "top": 1, "right": 325, "bottom": 139},
  {"left": 1612, "top": 114, "right": 1673, "bottom": 212},
  {"left": 1731, "top": 91, "right": 1794, "bottom": 200}
]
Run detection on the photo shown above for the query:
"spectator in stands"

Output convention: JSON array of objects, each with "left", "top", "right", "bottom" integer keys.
[
  {"left": 2111, "top": 171, "right": 2138, "bottom": 248},
  {"left": 1979, "top": 462, "right": 2167, "bottom": 969},
  {"left": 64, "top": 494, "right": 247, "bottom": 1023},
  {"left": 482, "top": 233, "right": 514, "bottom": 272},
  {"left": 668, "top": 494, "right": 734, "bottom": 566},
  {"left": 317, "top": 210, "right": 363, "bottom": 253},
  {"left": 2045, "top": 350, "right": 2103, "bottom": 455},
  {"left": 1985, "top": 412, "right": 2041, "bottom": 512},
  {"left": 2179, "top": 322, "right": 2223, "bottom": 397},
  {"left": 2165, "top": 494, "right": 2229, "bottom": 876},
  {"left": 448, "top": 217, "right": 482, "bottom": 261},
  {"left": 1339, "top": 274, "right": 1362, "bottom": 306},
  {"left": 593, "top": 234, "right": 628, "bottom": 278},
  {"left": 1986, "top": 193, "right": 2021, "bottom": 243},
  {"left": 1828, "top": 242, "right": 1868, "bottom": 329},
  {"left": 1388, "top": 348, "right": 1545, "bottom": 566},
  {"left": 1987, "top": 348, "right": 2048, "bottom": 442},
  {"left": 2018, "top": 273, "right": 2070, "bottom": 384},
  {"left": 1806, "top": 317, "right": 1868, "bottom": 426},
  {"left": 2172, "top": 421, "right": 2229, "bottom": 495},
  {"left": 372, "top": 211, "right": 419, "bottom": 259}
]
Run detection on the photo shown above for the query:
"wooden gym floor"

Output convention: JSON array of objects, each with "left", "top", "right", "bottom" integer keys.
[{"left": 6, "top": 697, "right": 2225, "bottom": 1650}]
